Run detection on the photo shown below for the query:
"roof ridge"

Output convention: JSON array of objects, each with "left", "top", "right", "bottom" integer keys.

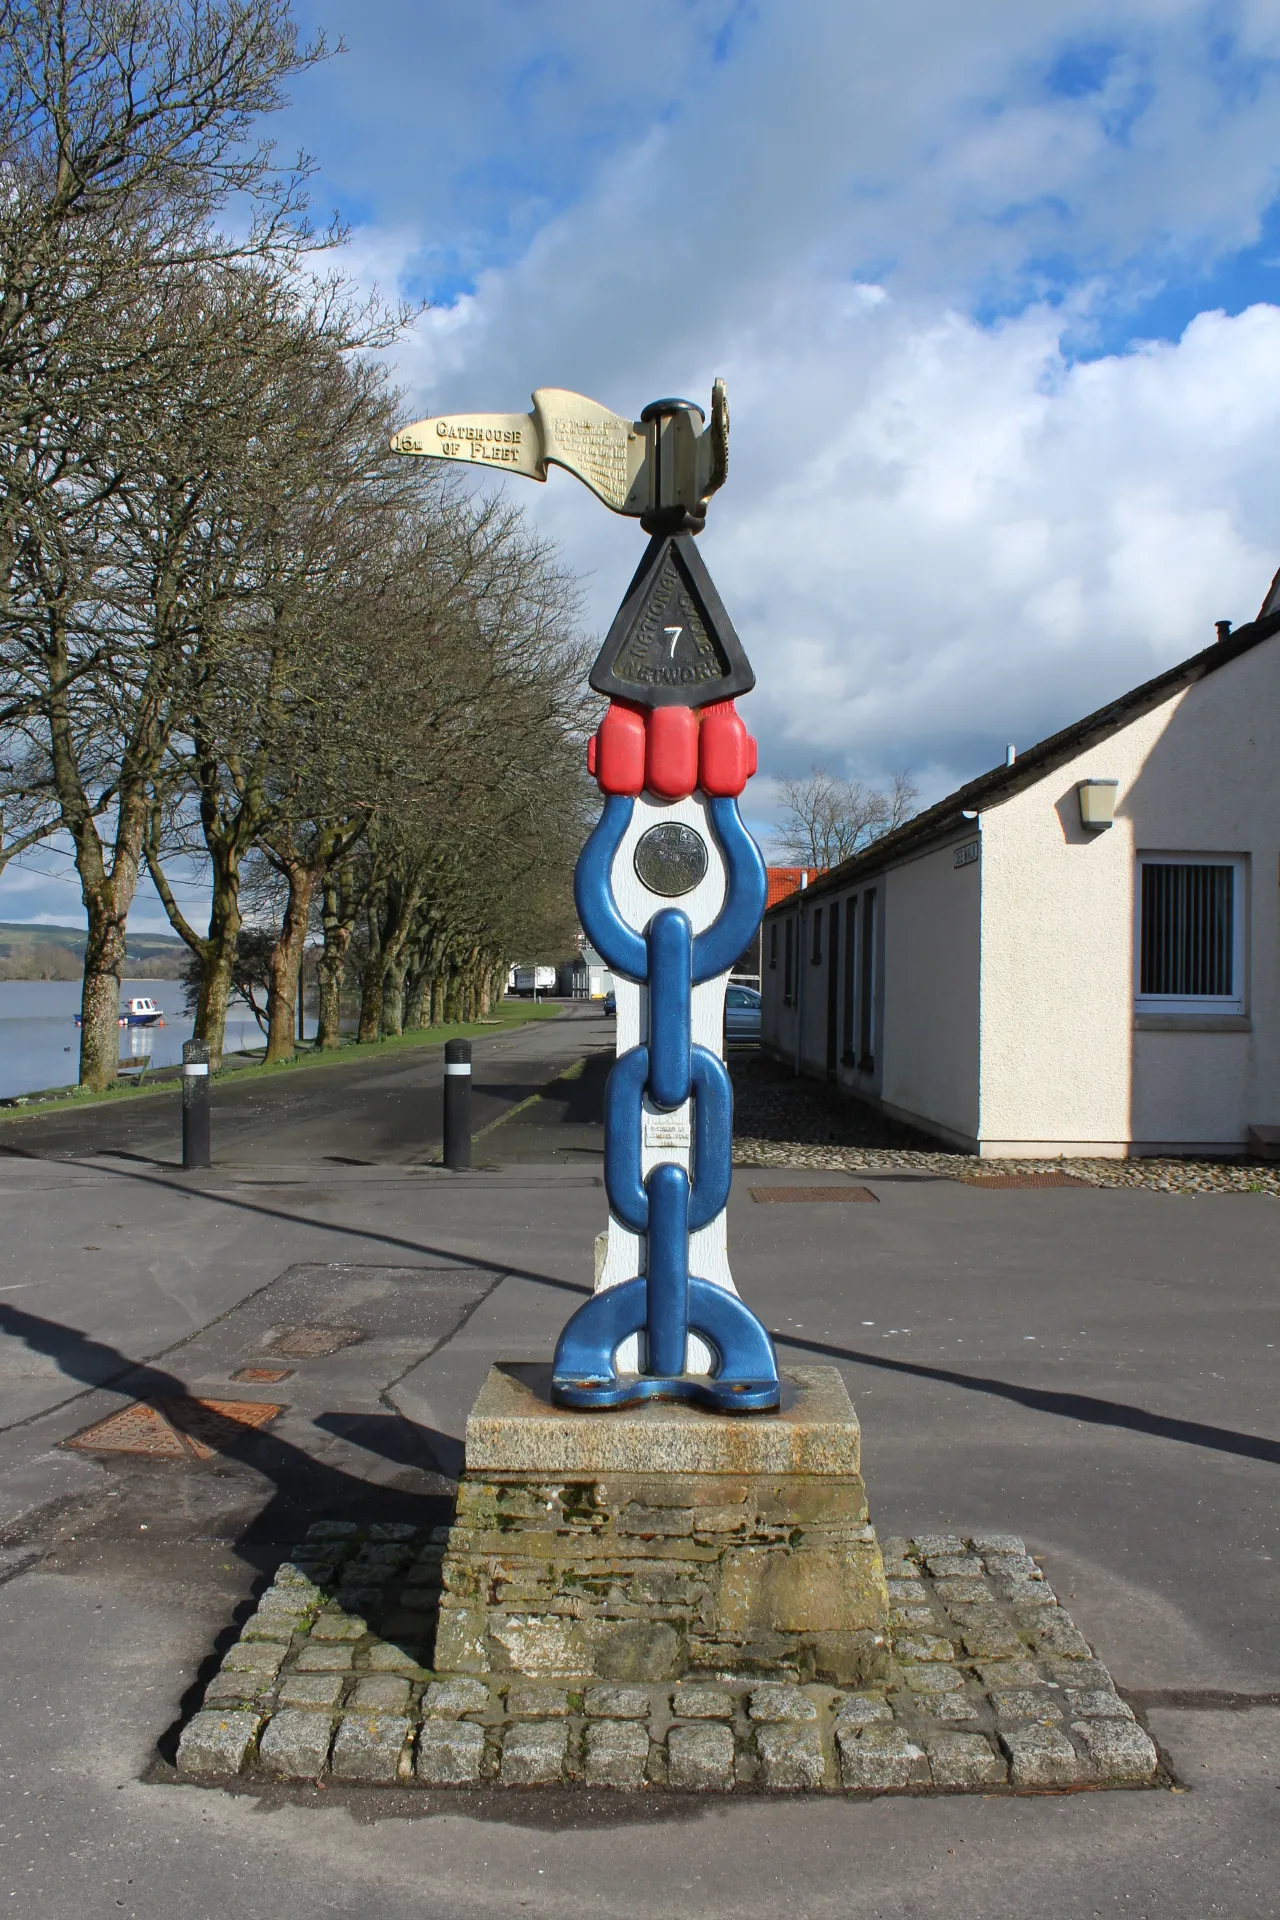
[{"left": 765, "top": 601, "right": 1280, "bottom": 909}]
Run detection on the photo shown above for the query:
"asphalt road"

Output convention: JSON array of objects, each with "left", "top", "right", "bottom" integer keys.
[
  {"left": 0, "top": 1002, "right": 613, "bottom": 1165},
  {"left": 0, "top": 1038, "right": 1275, "bottom": 1918}
]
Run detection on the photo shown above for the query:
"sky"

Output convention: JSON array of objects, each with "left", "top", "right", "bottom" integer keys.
[{"left": 7, "top": 0, "right": 1280, "bottom": 928}]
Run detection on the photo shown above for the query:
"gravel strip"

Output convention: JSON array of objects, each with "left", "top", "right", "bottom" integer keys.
[{"left": 729, "top": 1054, "right": 1280, "bottom": 1196}]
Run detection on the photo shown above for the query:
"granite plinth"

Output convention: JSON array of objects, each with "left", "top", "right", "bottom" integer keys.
[
  {"left": 434, "top": 1363, "right": 891, "bottom": 1686},
  {"left": 465, "top": 1362, "right": 862, "bottom": 1476}
]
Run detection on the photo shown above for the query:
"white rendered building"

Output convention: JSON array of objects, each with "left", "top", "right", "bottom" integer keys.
[{"left": 761, "top": 583, "right": 1280, "bottom": 1158}]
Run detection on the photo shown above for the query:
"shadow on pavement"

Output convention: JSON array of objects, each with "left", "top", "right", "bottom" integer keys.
[
  {"left": 770, "top": 1327, "right": 1280, "bottom": 1467},
  {"left": 0, "top": 1302, "right": 455, "bottom": 1544},
  {"left": 313, "top": 1410, "right": 464, "bottom": 1479},
  {"left": 0, "top": 1303, "right": 474, "bottom": 1765},
  {"left": 5, "top": 1160, "right": 1273, "bottom": 1488}
]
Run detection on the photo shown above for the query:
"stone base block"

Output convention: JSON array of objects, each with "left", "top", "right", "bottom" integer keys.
[
  {"left": 174, "top": 1521, "right": 1166, "bottom": 1797},
  {"left": 433, "top": 1362, "right": 891, "bottom": 1686}
]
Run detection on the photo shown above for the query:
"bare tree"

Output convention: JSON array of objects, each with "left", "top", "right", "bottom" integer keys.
[
  {"left": 0, "top": 0, "right": 345, "bottom": 1086},
  {"left": 317, "top": 479, "right": 589, "bottom": 1047},
  {"left": 773, "top": 762, "right": 919, "bottom": 869},
  {"left": 0, "top": 738, "right": 58, "bottom": 874},
  {"left": 885, "top": 769, "right": 918, "bottom": 832},
  {"left": 141, "top": 305, "right": 410, "bottom": 1065}
]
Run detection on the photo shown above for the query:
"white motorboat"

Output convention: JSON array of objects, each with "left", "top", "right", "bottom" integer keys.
[{"left": 74, "top": 996, "right": 166, "bottom": 1029}]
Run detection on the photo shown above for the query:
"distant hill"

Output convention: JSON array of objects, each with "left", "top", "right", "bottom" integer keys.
[{"left": 0, "top": 921, "right": 187, "bottom": 980}]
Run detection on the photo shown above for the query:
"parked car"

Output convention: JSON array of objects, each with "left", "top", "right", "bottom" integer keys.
[
  {"left": 724, "top": 982, "right": 761, "bottom": 1043},
  {"left": 603, "top": 989, "right": 616, "bottom": 1017}
]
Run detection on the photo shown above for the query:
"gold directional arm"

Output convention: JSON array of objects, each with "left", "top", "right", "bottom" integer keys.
[{"left": 391, "top": 381, "right": 730, "bottom": 530}]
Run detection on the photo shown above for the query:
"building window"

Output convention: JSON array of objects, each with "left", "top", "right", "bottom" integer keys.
[
  {"left": 1135, "top": 857, "right": 1245, "bottom": 1014},
  {"left": 842, "top": 896, "right": 857, "bottom": 1065},
  {"left": 811, "top": 905, "right": 823, "bottom": 963},
  {"left": 783, "top": 916, "right": 794, "bottom": 1004},
  {"left": 825, "top": 901, "right": 839, "bottom": 1074},
  {"left": 858, "top": 887, "right": 877, "bottom": 1068},
  {"left": 769, "top": 922, "right": 778, "bottom": 969}
]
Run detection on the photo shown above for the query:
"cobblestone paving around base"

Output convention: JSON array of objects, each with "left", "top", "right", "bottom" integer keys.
[
  {"left": 729, "top": 1054, "right": 1280, "bottom": 1196},
  {"left": 174, "top": 1524, "right": 1164, "bottom": 1795}
]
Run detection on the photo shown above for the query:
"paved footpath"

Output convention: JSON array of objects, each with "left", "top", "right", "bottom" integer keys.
[{"left": 0, "top": 1028, "right": 1275, "bottom": 1918}]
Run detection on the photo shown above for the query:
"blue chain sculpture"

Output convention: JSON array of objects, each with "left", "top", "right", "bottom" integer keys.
[
  {"left": 548, "top": 520, "right": 781, "bottom": 1410},
  {"left": 389, "top": 383, "right": 780, "bottom": 1414}
]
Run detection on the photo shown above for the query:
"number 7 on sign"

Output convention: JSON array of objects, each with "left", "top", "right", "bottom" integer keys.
[{"left": 664, "top": 625, "right": 682, "bottom": 658}]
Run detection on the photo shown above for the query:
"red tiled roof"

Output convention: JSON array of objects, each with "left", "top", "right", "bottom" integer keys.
[{"left": 766, "top": 866, "right": 821, "bottom": 908}]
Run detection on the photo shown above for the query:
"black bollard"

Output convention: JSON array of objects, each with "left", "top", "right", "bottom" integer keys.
[
  {"left": 443, "top": 1038, "right": 472, "bottom": 1170},
  {"left": 181, "top": 1039, "right": 211, "bottom": 1169}
]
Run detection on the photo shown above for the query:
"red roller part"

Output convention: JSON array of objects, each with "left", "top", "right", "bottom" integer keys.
[
  {"left": 595, "top": 702, "right": 646, "bottom": 794},
  {"left": 586, "top": 735, "right": 597, "bottom": 776},
  {"left": 645, "top": 705, "right": 700, "bottom": 798},
  {"left": 698, "top": 700, "right": 756, "bottom": 795}
]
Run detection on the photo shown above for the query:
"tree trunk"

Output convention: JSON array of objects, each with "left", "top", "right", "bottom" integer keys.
[
  {"left": 317, "top": 869, "right": 355, "bottom": 1048},
  {"left": 358, "top": 894, "right": 386, "bottom": 1043},
  {"left": 357, "top": 965, "right": 384, "bottom": 1042},
  {"left": 197, "top": 948, "right": 235, "bottom": 1069},
  {"left": 461, "top": 946, "right": 482, "bottom": 1023},
  {"left": 381, "top": 956, "right": 407, "bottom": 1036},
  {"left": 196, "top": 860, "right": 243, "bottom": 1069},
  {"left": 76, "top": 832, "right": 148, "bottom": 1090},
  {"left": 317, "top": 938, "right": 348, "bottom": 1045},
  {"left": 265, "top": 865, "right": 315, "bottom": 1063},
  {"left": 404, "top": 970, "right": 429, "bottom": 1029},
  {"left": 383, "top": 880, "right": 422, "bottom": 1037},
  {"left": 43, "top": 561, "right": 164, "bottom": 1092},
  {"left": 146, "top": 816, "right": 243, "bottom": 1072},
  {"left": 52, "top": 707, "right": 148, "bottom": 1091},
  {"left": 77, "top": 899, "right": 128, "bottom": 1090}
]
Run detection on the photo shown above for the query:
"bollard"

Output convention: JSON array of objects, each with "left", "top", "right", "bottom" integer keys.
[
  {"left": 443, "top": 1038, "right": 472, "bottom": 1170},
  {"left": 182, "top": 1039, "right": 211, "bottom": 1169}
]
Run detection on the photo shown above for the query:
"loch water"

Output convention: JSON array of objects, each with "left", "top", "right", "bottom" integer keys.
[{"left": 0, "top": 980, "right": 263, "bottom": 1101}]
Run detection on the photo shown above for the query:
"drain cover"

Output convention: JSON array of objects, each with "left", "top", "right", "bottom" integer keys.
[
  {"left": 232, "top": 1365, "right": 294, "bottom": 1384},
  {"left": 264, "top": 1325, "right": 365, "bottom": 1357},
  {"left": 62, "top": 1397, "right": 282, "bottom": 1459},
  {"left": 749, "top": 1186, "right": 878, "bottom": 1203}
]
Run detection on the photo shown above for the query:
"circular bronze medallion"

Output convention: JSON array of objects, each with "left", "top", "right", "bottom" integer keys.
[{"left": 633, "top": 822, "right": 709, "bottom": 897}]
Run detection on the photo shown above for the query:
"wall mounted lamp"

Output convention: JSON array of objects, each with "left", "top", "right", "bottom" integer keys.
[{"left": 1077, "top": 779, "right": 1119, "bottom": 829}]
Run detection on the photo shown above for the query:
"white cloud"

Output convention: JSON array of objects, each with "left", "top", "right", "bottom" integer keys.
[
  {"left": 13, "top": 5, "right": 1280, "bottom": 925},
  {"left": 382, "top": 260, "right": 1280, "bottom": 802},
  {"left": 313, "top": 2, "right": 1280, "bottom": 812},
  {"left": 712, "top": 296, "right": 1280, "bottom": 790}
]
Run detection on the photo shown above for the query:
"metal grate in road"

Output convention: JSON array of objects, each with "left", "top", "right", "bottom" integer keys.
[
  {"left": 62, "top": 1400, "right": 188, "bottom": 1458},
  {"left": 62, "top": 1396, "right": 282, "bottom": 1459},
  {"left": 749, "top": 1185, "right": 878, "bottom": 1203},
  {"left": 264, "top": 1324, "right": 365, "bottom": 1357},
  {"left": 161, "top": 1397, "right": 283, "bottom": 1458}
]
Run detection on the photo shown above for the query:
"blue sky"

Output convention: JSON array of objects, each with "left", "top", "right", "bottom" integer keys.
[{"left": 8, "top": 0, "right": 1280, "bottom": 928}]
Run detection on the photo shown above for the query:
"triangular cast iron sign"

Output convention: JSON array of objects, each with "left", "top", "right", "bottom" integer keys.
[{"left": 589, "top": 533, "right": 755, "bottom": 709}]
